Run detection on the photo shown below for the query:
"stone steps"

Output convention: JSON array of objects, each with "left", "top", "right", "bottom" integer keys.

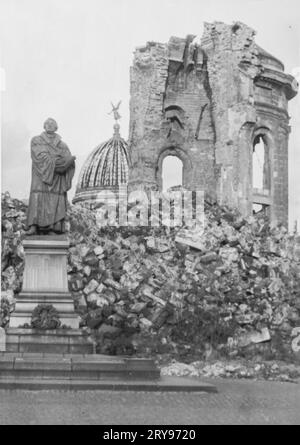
[
  {"left": 0, "top": 377, "right": 217, "bottom": 392},
  {"left": 0, "top": 352, "right": 218, "bottom": 392},
  {"left": 5, "top": 328, "right": 94, "bottom": 354},
  {"left": 0, "top": 353, "right": 160, "bottom": 381}
]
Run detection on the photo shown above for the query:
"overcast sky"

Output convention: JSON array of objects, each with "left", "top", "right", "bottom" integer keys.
[{"left": 0, "top": 0, "right": 299, "bottom": 229}]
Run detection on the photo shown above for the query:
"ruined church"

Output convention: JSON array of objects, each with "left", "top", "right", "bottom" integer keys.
[{"left": 74, "top": 21, "right": 298, "bottom": 226}]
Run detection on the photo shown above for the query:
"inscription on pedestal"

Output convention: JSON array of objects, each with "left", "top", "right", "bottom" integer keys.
[{"left": 23, "top": 253, "right": 68, "bottom": 292}]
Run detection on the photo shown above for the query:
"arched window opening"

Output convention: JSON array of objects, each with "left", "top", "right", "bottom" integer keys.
[
  {"left": 252, "top": 134, "right": 271, "bottom": 217},
  {"left": 162, "top": 156, "right": 183, "bottom": 192},
  {"left": 253, "top": 135, "right": 271, "bottom": 192}
]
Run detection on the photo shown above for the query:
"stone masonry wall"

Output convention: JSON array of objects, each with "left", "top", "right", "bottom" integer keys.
[
  {"left": 128, "top": 36, "right": 216, "bottom": 196},
  {"left": 128, "top": 22, "right": 298, "bottom": 227},
  {"left": 201, "top": 22, "right": 261, "bottom": 215}
]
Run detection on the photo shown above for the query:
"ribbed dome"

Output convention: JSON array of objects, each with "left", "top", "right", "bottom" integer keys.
[{"left": 73, "top": 123, "right": 130, "bottom": 205}]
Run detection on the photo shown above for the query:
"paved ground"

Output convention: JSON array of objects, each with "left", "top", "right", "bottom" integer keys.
[{"left": 0, "top": 378, "right": 299, "bottom": 425}]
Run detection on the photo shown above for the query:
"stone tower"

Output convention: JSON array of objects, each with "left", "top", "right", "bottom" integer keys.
[{"left": 128, "top": 22, "right": 298, "bottom": 226}]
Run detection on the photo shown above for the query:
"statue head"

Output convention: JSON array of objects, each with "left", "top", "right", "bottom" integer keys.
[{"left": 44, "top": 118, "right": 58, "bottom": 134}]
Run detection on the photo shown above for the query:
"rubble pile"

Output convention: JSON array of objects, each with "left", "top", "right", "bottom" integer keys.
[
  {"left": 1, "top": 192, "right": 26, "bottom": 327},
  {"left": 161, "top": 359, "right": 300, "bottom": 383},
  {"left": 1, "top": 192, "right": 300, "bottom": 363}
]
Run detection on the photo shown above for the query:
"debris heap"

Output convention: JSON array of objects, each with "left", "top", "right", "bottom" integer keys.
[{"left": 1, "top": 192, "right": 300, "bottom": 362}]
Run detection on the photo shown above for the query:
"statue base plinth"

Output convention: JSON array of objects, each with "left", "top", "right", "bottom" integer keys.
[
  {"left": 5, "top": 329, "right": 94, "bottom": 354},
  {"left": 9, "top": 292, "right": 80, "bottom": 329},
  {"left": 9, "top": 235, "right": 80, "bottom": 329}
]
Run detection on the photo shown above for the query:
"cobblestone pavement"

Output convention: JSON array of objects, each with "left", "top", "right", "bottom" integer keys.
[{"left": 0, "top": 379, "right": 299, "bottom": 425}]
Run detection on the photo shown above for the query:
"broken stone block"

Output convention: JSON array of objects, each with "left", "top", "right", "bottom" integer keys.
[
  {"left": 77, "top": 294, "right": 87, "bottom": 309},
  {"left": 238, "top": 328, "right": 271, "bottom": 347},
  {"left": 146, "top": 237, "right": 170, "bottom": 253},
  {"left": 94, "top": 246, "right": 104, "bottom": 256},
  {"left": 219, "top": 247, "right": 239, "bottom": 263},
  {"left": 95, "top": 296, "right": 109, "bottom": 308},
  {"left": 0, "top": 328, "right": 6, "bottom": 352},
  {"left": 175, "top": 234, "right": 205, "bottom": 251},
  {"left": 291, "top": 327, "right": 300, "bottom": 338},
  {"left": 287, "top": 308, "right": 300, "bottom": 323},
  {"left": 102, "top": 289, "right": 117, "bottom": 305},
  {"left": 291, "top": 328, "right": 300, "bottom": 355},
  {"left": 78, "top": 244, "right": 90, "bottom": 258},
  {"left": 152, "top": 303, "right": 174, "bottom": 329},
  {"left": 83, "top": 279, "right": 99, "bottom": 295},
  {"left": 142, "top": 287, "right": 166, "bottom": 306},
  {"left": 225, "top": 364, "right": 242, "bottom": 373},
  {"left": 2, "top": 266, "right": 18, "bottom": 290},
  {"left": 236, "top": 312, "right": 259, "bottom": 325},
  {"left": 272, "top": 306, "right": 289, "bottom": 326},
  {"left": 239, "top": 304, "right": 248, "bottom": 313},
  {"left": 84, "top": 254, "right": 99, "bottom": 267},
  {"left": 104, "top": 278, "right": 122, "bottom": 290},
  {"left": 70, "top": 277, "right": 84, "bottom": 292},
  {"left": 1, "top": 289, "right": 15, "bottom": 305},
  {"left": 86, "top": 292, "right": 99, "bottom": 303},
  {"left": 139, "top": 318, "right": 153, "bottom": 329},
  {"left": 200, "top": 252, "right": 218, "bottom": 264},
  {"left": 5, "top": 210, "right": 22, "bottom": 218},
  {"left": 131, "top": 302, "right": 147, "bottom": 314},
  {"left": 98, "top": 323, "right": 121, "bottom": 338},
  {"left": 83, "top": 265, "right": 91, "bottom": 277}
]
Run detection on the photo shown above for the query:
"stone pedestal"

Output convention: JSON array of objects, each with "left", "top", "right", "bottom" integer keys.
[
  {"left": 2, "top": 236, "right": 166, "bottom": 387},
  {"left": 9, "top": 235, "right": 80, "bottom": 329},
  {"left": 5, "top": 329, "right": 94, "bottom": 354}
]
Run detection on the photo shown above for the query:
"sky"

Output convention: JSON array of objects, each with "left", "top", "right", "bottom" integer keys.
[{"left": 0, "top": 0, "right": 299, "bottom": 229}]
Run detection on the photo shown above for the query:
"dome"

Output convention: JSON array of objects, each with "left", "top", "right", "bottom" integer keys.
[{"left": 73, "top": 122, "right": 130, "bottom": 205}]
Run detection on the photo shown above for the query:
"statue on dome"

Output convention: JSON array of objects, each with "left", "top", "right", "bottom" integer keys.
[{"left": 109, "top": 101, "right": 122, "bottom": 122}]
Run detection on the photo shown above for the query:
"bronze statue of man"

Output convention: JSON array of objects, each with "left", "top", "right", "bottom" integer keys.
[{"left": 26, "top": 118, "right": 76, "bottom": 235}]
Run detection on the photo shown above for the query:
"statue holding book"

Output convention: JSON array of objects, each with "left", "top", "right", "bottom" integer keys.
[{"left": 26, "top": 118, "right": 76, "bottom": 235}]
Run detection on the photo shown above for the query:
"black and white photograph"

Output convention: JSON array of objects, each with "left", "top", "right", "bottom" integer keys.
[{"left": 0, "top": 0, "right": 299, "bottom": 427}]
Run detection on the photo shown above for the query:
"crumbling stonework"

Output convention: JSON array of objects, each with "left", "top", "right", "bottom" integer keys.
[
  {"left": 2, "top": 192, "right": 300, "bottom": 363},
  {"left": 128, "top": 22, "right": 298, "bottom": 227}
]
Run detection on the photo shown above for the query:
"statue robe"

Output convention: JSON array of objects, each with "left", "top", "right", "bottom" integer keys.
[{"left": 26, "top": 132, "right": 75, "bottom": 229}]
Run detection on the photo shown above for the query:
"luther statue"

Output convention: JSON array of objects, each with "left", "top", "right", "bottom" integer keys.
[{"left": 26, "top": 118, "right": 76, "bottom": 235}]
